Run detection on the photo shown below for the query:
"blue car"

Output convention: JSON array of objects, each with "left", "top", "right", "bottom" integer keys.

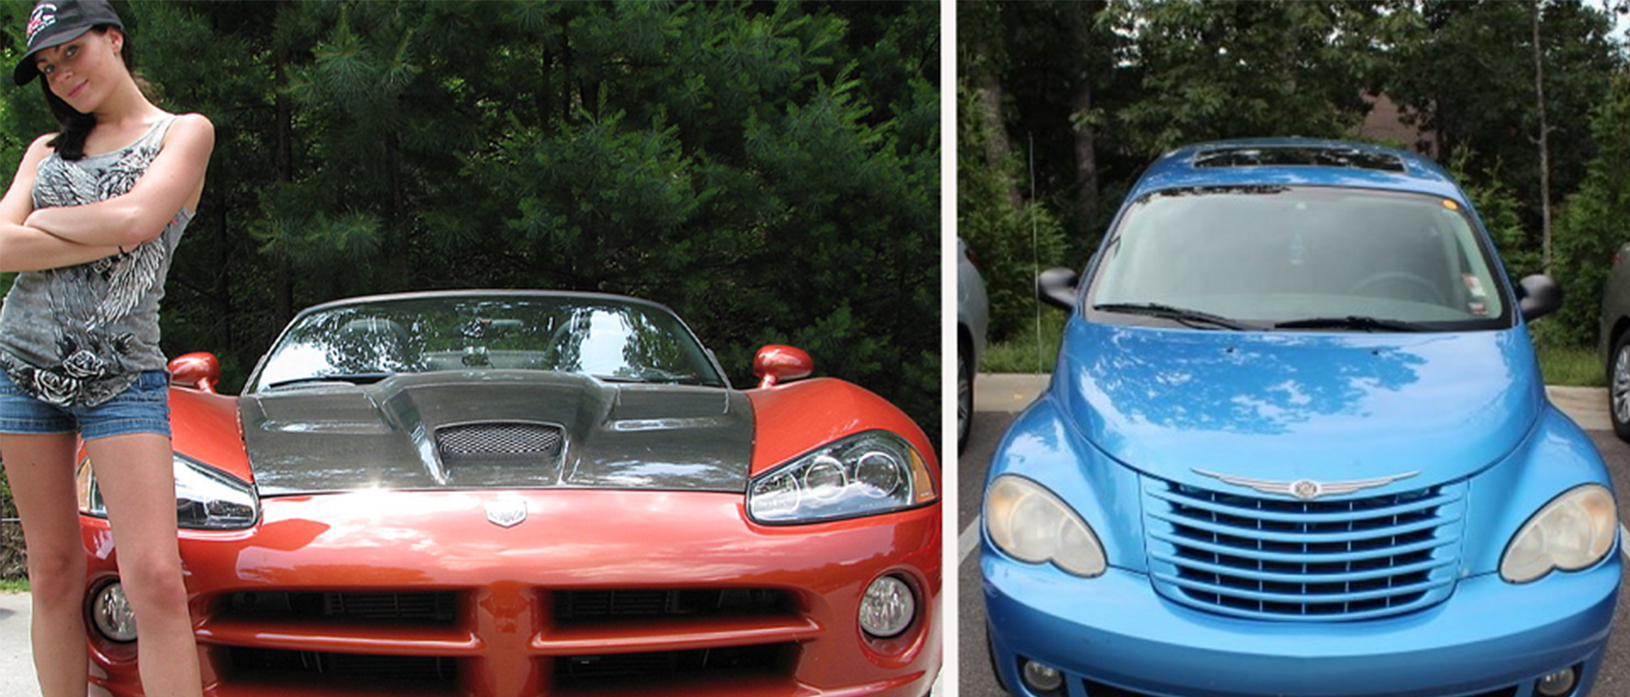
[{"left": 982, "top": 140, "right": 1621, "bottom": 697}]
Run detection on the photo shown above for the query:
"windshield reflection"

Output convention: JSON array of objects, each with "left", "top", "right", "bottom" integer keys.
[{"left": 251, "top": 296, "right": 724, "bottom": 392}]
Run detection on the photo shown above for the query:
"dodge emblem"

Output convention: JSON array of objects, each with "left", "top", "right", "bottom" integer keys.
[{"left": 485, "top": 500, "right": 528, "bottom": 528}]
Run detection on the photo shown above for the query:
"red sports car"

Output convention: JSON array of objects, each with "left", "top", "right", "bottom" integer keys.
[{"left": 74, "top": 290, "right": 941, "bottom": 697}]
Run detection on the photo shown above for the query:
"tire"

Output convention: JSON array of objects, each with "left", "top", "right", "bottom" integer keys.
[
  {"left": 958, "top": 350, "right": 974, "bottom": 452},
  {"left": 1610, "top": 331, "right": 1630, "bottom": 442}
]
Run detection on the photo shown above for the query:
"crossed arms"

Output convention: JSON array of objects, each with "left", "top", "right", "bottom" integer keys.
[{"left": 0, "top": 113, "right": 214, "bottom": 273}]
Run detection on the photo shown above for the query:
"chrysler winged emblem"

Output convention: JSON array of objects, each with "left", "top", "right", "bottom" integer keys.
[
  {"left": 1192, "top": 469, "right": 1418, "bottom": 501},
  {"left": 485, "top": 499, "right": 528, "bottom": 528}
]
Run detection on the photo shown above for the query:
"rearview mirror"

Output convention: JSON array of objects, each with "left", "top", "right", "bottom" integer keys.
[
  {"left": 753, "top": 345, "right": 813, "bottom": 389},
  {"left": 1517, "top": 275, "right": 1562, "bottom": 321},
  {"left": 168, "top": 352, "right": 221, "bottom": 394},
  {"left": 1037, "top": 267, "right": 1080, "bottom": 311}
]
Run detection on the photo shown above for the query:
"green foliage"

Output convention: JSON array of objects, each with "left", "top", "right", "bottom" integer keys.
[
  {"left": 0, "top": 468, "right": 18, "bottom": 581},
  {"left": 1548, "top": 72, "right": 1630, "bottom": 346},
  {"left": 957, "top": 86, "right": 1068, "bottom": 343},
  {"left": 1448, "top": 149, "right": 1540, "bottom": 281},
  {"left": 1104, "top": 0, "right": 1384, "bottom": 158}
]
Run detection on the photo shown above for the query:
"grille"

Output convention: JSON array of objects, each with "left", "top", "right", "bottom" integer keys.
[
  {"left": 555, "top": 643, "right": 790, "bottom": 685},
  {"left": 229, "top": 647, "right": 458, "bottom": 687},
  {"left": 1082, "top": 679, "right": 1516, "bottom": 697},
  {"left": 436, "top": 422, "right": 563, "bottom": 461},
  {"left": 226, "top": 591, "right": 457, "bottom": 623},
  {"left": 556, "top": 589, "right": 790, "bottom": 622},
  {"left": 1142, "top": 475, "right": 1466, "bottom": 621}
]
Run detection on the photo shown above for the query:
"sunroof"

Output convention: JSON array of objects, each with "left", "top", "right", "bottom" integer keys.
[{"left": 1192, "top": 146, "right": 1407, "bottom": 173}]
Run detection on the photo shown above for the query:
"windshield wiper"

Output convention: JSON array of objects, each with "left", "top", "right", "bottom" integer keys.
[
  {"left": 1092, "top": 302, "right": 1254, "bottom": 330},
  {"left": 266, "top": 372, "right": 395, "bottom": 390},
  {"left": 1273, "top": 316, "right": 1429, "bottom": 332}
]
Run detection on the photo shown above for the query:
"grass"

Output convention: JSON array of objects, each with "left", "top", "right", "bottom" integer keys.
[
  {"left": 981, "top": 318, "right": 1609, "bottom": 389},
  {"left": 1535, "top": 342, "right": 1605, "bottom": 387},
  {"left": 979, "top": 312, "right": 1065, "bottom": 374},
  {"left": 0, "top": 578, "right": 27, "bottom": 593}
]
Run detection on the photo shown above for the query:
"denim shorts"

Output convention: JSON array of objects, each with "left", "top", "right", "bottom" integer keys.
[{"left": 0, "top": 369, "right": 171, "bottom": 440}]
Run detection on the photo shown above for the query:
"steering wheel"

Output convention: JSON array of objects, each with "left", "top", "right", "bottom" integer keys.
[{"left": 1346, "top": 272, "right": 1448, "bottom": 305}]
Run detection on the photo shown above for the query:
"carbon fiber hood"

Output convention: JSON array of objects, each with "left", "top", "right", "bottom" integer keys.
[{"left": 239, "top": 371, "right": 753, "bottom": 496}]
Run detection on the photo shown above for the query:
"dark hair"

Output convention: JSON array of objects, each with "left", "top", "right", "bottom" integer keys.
[{"left": 41, "top": 25, "right": 139, "bottom": 161}]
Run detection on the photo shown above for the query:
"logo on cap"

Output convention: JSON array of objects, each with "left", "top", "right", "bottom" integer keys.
[{"left": 26, "top": 3, "right": 58, "bottom": 46}]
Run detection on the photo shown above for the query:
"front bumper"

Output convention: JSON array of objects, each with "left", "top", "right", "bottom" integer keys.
[
  {"left": 984, "top": 550, "right": 1620, "bottom": 697},
  {"left": 81, "top": 489, "right": 941, "bottom": 697}
]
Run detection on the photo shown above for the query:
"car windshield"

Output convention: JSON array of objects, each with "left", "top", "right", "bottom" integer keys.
[
  {"left": 249, "top": 295, "right": 726, "bottom": 392},
  {"left": 1087, "top": 186, "right": 1510, "bottom": 328}
]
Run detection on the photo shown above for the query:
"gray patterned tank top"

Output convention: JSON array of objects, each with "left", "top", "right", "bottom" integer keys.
[{"left": 0, "top": 114, "right": 190, "bottom": 407}]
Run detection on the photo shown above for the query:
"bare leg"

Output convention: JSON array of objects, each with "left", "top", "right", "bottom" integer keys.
[
  {"left": 86, "top": 433, "right": 202, "bottom": 697},
  {"left": 0, "top": 432, "right": 88, "bottom": 697}
]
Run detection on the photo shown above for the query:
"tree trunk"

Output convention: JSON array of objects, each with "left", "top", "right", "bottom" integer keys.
[
  {"left": 1068, "top": 3, "right": 1101, "bottom": 226},
  {"left": 273, "top": 0, "right": 294, "bottom": 326},
  {"left": 1532, "top": 0, "right": 1553, "bottom": 276},
  {"left": 972, "top": 52, "right": 1021, "bottom": 208}
]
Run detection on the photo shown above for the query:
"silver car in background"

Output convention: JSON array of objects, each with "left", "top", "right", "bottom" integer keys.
[
  {"left": 957, "top": 237, "right": 989, "bottom": 450},
  {"left": 1600, "top": 242, "right": 1630, "bottom": 440}
]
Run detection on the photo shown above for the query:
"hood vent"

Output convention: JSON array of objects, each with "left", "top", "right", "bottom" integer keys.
[{"left": 436, "top": 422, "right": 564, "bottom": 464}]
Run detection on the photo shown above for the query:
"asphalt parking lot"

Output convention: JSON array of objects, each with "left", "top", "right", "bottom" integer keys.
[{"left": 959, "top": 375, "right": 1630, "bottom": 697}]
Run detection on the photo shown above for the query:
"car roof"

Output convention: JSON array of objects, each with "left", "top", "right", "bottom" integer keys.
[
  {"left": 294, "top": 289, "right": 681, "bottom": 319},
  {"left": 1130, "top": 138, "right": 1466, "bottom": 203}
]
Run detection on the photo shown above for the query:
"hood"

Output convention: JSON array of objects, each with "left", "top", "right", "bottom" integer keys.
[
  {"left": 240, "top": 371, "right": 753, "bottom": 496},
  {"left": 1057, "top": 322, "right": 1544, "bottom": 490}
]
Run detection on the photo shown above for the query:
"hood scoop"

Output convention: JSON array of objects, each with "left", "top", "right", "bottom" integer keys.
[
  {"left": 432, "top": 421, "right": 568, "bottom": 486},
  {"left": 241, "top": 371, "right": 753, "bottom": 496}
]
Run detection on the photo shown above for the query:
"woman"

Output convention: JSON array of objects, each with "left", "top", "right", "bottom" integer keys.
[{"left": 0, "top": 1, "right": 213, "bottom": 696}]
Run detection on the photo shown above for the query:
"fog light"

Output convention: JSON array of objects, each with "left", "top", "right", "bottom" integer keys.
[
  {"left": 92, "top": 582, "right": 137, "bottom": 643},
  {"left": 1536, "top": 667, "right": 1578, "bottom": 697},
  {"left": 858, "top": 575, "right": 915, "bottom": 638},
  {"left": 1022, "top": 659, "right": 1064, "bottom": 693}
]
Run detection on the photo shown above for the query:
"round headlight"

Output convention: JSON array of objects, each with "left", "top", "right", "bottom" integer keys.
[
  {"left": 1500, "top": 484, "right": 1617, "bottom": 583},
  {"left": 858, "top": 575, "right": 916, "bottom": 638},
  {"left": 91, "top": 582, "right": 138, "bottom": 643},
  {"left": 985, "top": 475, "right": 1106, "bottom": 577},
  {"left": 854, "top": 451, "right": 903, "bottom": 497},
  {"left": 802, "top": 455, "right": 848, "bottom": 502}
]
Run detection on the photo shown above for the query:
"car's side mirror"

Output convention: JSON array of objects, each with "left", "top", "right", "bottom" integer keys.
[
  {"left": 753, "top": 345, "right": 813, "bottom": 389},
  {"left": 1517, "top": 274, "right": 1562, "bottom": 321},
  {"left": 168, "top": 352, "right": 221, "bottom": 394},
  {"left": 1037, "top": 267, "right": 1080, "bottom": 311}
]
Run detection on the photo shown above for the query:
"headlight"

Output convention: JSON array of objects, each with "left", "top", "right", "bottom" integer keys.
[
  {"left": 984, "top": 475, "right": 1105, "bottom": 577},
  {"left": 78, "top": 453, "right": 260, "bottom": 530},
  {"left": 747, "top": 430, "right": 936, "bottom": 524},
  {"left": 1500, "top": 484, "right": 1617, "bottom": 583}
]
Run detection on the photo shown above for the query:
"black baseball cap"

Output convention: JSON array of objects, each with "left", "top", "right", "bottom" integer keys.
[{"left": 13, "top": 0, "right": 124, "bottom": 86}]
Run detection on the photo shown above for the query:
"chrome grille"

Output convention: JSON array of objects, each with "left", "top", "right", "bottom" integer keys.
[
  {"left": 435, "top": 423, "right": 563, "bottom": 461},
  {"left": 1143, "top": 475, "right": 1466, "bottom": 621}
]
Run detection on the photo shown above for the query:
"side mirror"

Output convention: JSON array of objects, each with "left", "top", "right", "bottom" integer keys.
[
  {"left": 1517, "top": 274, "right": 1562, "bottom": 321},
  {"left": 168, "top": 352, "right": 220, "bottom": 394},
  {"left": 1037, "top": 267, "right": 1080, "bottom": 311},
  {"left": 753, "top": 345, "right": 813, "bottom": 389}
]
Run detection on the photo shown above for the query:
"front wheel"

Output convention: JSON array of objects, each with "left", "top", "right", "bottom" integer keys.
[{"left": 1610, "top": 331, "right": 1630, "bottom": 442}]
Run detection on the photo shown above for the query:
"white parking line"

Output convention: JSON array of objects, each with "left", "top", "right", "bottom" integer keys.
[{"left": 960, "top": 516, "right": 981, "bottom": 564}]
